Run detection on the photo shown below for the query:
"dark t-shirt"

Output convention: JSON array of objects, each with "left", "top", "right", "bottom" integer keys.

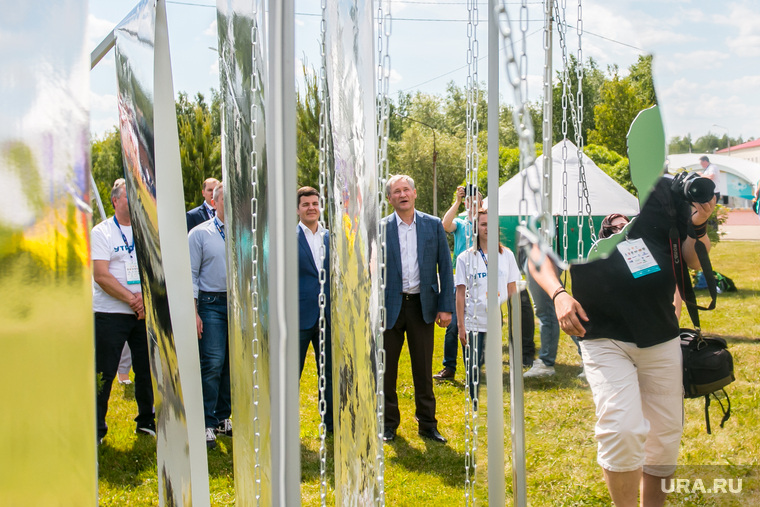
[{"left": 570, "top": 177, "right": 690, "bottom": 347}]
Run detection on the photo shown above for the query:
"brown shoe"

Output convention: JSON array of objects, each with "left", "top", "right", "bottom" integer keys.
[{"left": 433, "top": 367, "right": 455, "bottom": 380}]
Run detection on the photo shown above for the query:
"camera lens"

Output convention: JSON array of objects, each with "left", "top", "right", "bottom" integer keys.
[{"left": 685, "top": 176, "right": 715, "bottom": 204}]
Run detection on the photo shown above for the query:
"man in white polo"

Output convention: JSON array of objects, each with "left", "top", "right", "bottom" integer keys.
[{"left": 92, "top": 178, "right": 154, "bottom": 443}]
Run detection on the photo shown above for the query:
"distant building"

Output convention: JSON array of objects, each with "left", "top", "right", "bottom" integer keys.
[{"left": 716, "top": 138, "right": 760, "bottom": 164}]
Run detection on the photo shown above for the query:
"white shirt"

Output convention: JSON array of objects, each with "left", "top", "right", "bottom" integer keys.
[
  {"left": 91, "top": 217, "right": 142, "bottom": 314},
  {"left": 395, "top": 212, "right": 420, "bottom": 294},
  {"left": 299, "top": 221, "right": 326, "bottom": 269},
  {"left": 702, "top": 163, "right": 727, "bottom": 195},
  {"left": 454, "top": 247, "right": 520, "bottom": 332}
]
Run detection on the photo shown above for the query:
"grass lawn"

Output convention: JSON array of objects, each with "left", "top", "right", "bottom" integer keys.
[{"left": 98, "top": 241, "right": 759, "bottom": 505}]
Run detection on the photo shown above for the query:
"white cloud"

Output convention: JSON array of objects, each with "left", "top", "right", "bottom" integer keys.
[
  {"left": 90, "top": 91, "right": 117, "bottom": 112},
  {"left": 87, "top": 13, "right": 115, "bottom": 51},
  {"left": 661, "top": 50, "right": 729, "bottom": 73},
  {"left": 210, "top": 59, "right": 219, "bottom": 77},
  {"left": 204, "top": 19, "right": 217, "bottom": 37},
  {"left": 716, "top": 3, "right": 760, "bottom": 57},
  {"left": 389, "top": 68, "right": 402, "bottom": 86}
]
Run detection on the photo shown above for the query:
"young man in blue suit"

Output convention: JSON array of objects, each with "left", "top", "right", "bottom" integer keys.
[
  {"left": 296, "top": 186, "right": 333, "bottom": 433},
  {"left": 382, "top": 175, "right": 454, "bottom": 444},
  {"left": 186, "top": 177, "right": 219, "bottom": 232}
]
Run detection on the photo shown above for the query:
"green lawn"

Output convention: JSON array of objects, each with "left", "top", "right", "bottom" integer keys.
[{"left": 98, "top": 241, "right": 759, "bottom": 505}]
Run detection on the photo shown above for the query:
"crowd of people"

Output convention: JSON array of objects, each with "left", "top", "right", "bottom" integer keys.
[{"left": 95, "top": 168, "right": 715, "bottom": 506}]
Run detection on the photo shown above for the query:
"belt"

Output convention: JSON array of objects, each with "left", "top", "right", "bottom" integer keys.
[
  {"left": 199, "top": 291, "right": 227, "bottom": 297},
  {"left": 402, "top": 293, "right": 420, "bottom": 301}
]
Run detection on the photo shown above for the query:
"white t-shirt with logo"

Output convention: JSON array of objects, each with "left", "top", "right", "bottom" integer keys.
[
  {"left": 91, "top": 217, "right": 142, "bottom": 314},
  {"left": 455, "top": 247, "right": 520, "bottom": 332}
]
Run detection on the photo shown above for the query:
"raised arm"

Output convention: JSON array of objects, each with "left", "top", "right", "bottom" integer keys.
[{"left": 442, "top": 186, "right": 465, "bottom": 232}]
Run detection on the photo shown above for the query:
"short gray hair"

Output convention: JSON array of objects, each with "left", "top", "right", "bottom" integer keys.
[
  {"left": 385, "top": 174, "right": 416, "bottom": 197},
  {"left": 212, "top": 181, "right": 224, "bottom": 202},
  {"left": 110, "top": 178, "right": 126, "bottom": 203}
]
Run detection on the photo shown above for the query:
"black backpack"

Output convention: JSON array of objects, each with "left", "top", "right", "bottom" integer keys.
[{"left": 680, "top": 328, "right": 735, "bottom": 434}]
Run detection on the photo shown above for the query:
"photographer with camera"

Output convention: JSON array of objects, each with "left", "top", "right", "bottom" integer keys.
[{"left": 528, "top": 174, "right": 715, "bottom": 507}]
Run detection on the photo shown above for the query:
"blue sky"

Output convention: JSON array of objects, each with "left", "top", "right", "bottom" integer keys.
[{"left": 89, "top": 0, "right": 759, "bottom": 145}]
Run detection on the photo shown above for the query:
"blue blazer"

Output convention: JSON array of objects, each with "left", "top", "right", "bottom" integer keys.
[
  {"left": 298, "top": 225, "right": 331, "bottom": 330},
  {"left": 186, "top": 204, "right": 212, "bottom": 232},
  {"left": 384, "top": 210, "right": 454, "bottom": 328}
]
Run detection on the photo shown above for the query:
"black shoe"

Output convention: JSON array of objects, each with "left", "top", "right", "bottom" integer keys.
[
  {"left": 135, "top": 423, "right": 156, "bottom": 437},
  {"left": 418, "top": 428, "right": 447, "bottom": 444},
  {"left": 433, "top": 367, "right": 455, "bottom": 380},
  {"left": 383, "top": 427, "right": 396, "bottom": 442}
]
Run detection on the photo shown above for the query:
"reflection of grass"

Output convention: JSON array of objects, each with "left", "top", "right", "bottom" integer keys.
[{"left": 98, "top": 241, "right": 760, "bottom": 505}]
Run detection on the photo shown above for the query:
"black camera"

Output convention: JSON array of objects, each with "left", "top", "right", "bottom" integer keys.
[{"left": 671, "top": 172, "right": 715, "bottom": 204}]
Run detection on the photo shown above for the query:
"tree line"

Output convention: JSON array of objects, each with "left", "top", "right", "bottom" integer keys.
[{"left": 91, "top": 54, "right": 750, "bottom": 217}]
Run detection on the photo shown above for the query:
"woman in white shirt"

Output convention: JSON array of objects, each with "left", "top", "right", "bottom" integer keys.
[{"left": 455, "top": 208, "right": 520, "bottom": 402}]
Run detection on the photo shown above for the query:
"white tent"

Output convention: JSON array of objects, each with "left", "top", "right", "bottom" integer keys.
[{"left": 484, "top": 140, "right": 640, "bottom": 217}]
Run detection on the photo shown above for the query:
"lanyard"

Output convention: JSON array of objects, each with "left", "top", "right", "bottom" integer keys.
[
  {"left": 113, "top": 216, "right": 135, "bottom": 257},
  {"left": 214, "top": 217, "right": 225, "bottom": 241},
  {"left": 478, "top": 248, "right": 488, "bottom": 269}
]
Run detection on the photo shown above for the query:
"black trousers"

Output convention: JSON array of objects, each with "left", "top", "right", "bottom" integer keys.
[
  {"left": 383, "top": 295, "right": 437, "bottom": 432},
  {"left": 95, "top": 312, "right": 154, "bottom": 439}
]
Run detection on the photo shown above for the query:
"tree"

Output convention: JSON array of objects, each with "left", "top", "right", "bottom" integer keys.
[
  {"left": 628, "top": 54, "right": 657, "bottom": 106},
  {"left": 296, "top": 64, "right": 321, "bottom": 189},
  {"left": 586, "top": 67, "right": 647, "bottom": 156},
  {"left": 91, "top": 128, "right": 125, "bottom": 218},
  {"left": 584, "top": 144, "right": 635, "bottom": 195},
  {"left": 551, "top": 56, "right": 605, "bottom": 144},
  {"left": 668, "top": 135, "right": 693, "bottom": 154},
  {"left": 176, "top": 91, "right": 222, "bottom": 210}
]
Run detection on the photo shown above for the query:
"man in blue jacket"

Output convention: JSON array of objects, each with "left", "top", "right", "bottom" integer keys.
[
  {"left": 186, "top": 177, "right": 219, "bottom": 232},
  {"left": 297, "top": 186, "right": 333, "bottom": 433},
  {"left": 382, "top": 175, "right": 454, "bottom": 443}
]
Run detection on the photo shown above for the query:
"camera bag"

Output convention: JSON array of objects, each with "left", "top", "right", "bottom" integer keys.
[{"left": 667, "top": 193, "right": 734, "bottom": 434}]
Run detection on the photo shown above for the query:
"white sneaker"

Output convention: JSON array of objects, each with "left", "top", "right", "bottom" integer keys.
[
  {"left": 216, "top": 418, "right": 233, "bottom": 437},
  {"left": 206, "top": 427, "right": 217, "bottom": 449},
  {"left": 523, "top": 359, "right": 555, "bottom": 378}
]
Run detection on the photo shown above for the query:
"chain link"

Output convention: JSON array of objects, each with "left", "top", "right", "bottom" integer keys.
[
  {"left": 554, "top": 0, "right": 570, "bottom": 262},
  {"left": 463, "top": 0, "right": 480, "bottom": 503},
  {"left": 376, "top": 1, "right": 391, "bottom": 504},
  {"left": 317, "top": 0, "right": 329, "bottom": 501},
  {"left": 249, "top": 3, "right": 262, "bottom": 502}
]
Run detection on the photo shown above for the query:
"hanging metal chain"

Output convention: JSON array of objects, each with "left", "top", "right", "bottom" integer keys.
[
  {"left": 463, "top": 0, "right": 480, "bottom": 504},
  {"left": 317, "top": 0, "right": 329, "bottom": 502},
  {"left": 375, "top": 1, "right": 391, "bottom": 504},
  {"left": 552, "top": 0, "right": 594, "bottom": 261},
  {"left": 250, "top": 2, "right": 262, "bottom": 503},
  {"left": 554, "top": 0, "right": 570, "bottom": 263},
  {"left": 574, "top": 0, "right": 596, "bottom": 254},
  {"left": 497, "top": 1, "right": 562, "bottom": 276}
]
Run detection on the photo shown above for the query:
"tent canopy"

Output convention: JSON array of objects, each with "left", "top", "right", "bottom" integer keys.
[{"left": 485, "top": 140, "right": 640, "bottom": 217}]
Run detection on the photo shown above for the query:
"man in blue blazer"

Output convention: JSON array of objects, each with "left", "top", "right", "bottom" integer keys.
[
  {"left": 296, "top": 186, "right": 333, "bottom": 432},
  {"left": 382, "top": 175, "right": 454, "bottom": 443},
  {"left": 186, "top": 177, "right": 219, "bottom": 232}
]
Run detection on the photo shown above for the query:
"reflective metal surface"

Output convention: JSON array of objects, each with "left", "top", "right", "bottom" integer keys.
[
  {"left": 114, "top": 1, "right": 210, "bottom": 504},
  {"left": 324, "top": 1, "right": 381, "bottom": 503},
  {"left": 0, "top": 2, "right": 95, "bottom": 504},
  {"left": 216, "top": 1, "right": 272, "bottom": 504}
]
